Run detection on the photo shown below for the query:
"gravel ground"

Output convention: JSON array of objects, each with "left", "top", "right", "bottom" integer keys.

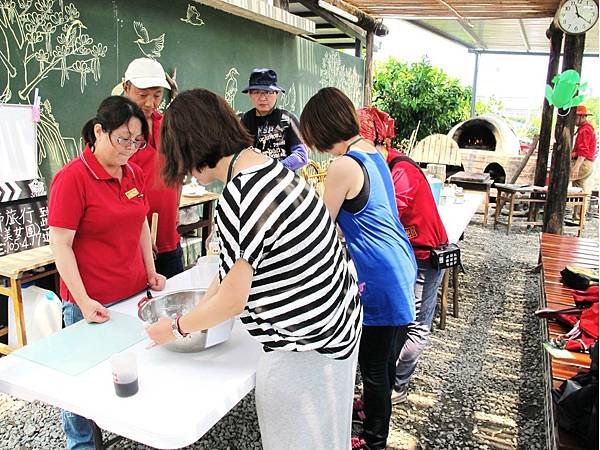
[{"left": 0, "top": 209, "right": 598, "bottom": 450}]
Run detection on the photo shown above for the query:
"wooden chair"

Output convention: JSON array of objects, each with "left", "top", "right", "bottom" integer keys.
[
  {"left": 410, "top": 134, "right": 462, "bottom": 168},
  {"left": 301, "top": 160, "right": 327, "bottom": 197}
]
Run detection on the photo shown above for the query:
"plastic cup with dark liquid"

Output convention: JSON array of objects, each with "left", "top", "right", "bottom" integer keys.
[{"left": 110, "top": 352, "right": 138, "bottom": 397}]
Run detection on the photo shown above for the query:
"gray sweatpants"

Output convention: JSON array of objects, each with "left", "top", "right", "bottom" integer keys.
[{"left": 255, "top": 347, "right": 358, "bottom": 450}]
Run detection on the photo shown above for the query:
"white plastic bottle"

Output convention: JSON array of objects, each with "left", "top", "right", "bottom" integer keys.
[
  {"left": 8, "top": 286, "right": 63, "bottom": 347},
  {"left": 206, "top": 226, "right": 221, "bottom": 264}
]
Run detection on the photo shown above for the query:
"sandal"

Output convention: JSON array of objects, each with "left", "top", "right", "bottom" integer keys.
[{"left": 351, "top": 436, "right": 371, "bottom": 449}]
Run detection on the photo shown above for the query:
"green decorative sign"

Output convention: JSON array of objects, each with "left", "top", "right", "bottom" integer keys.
[{"left": 545, "top": 69, "right": 588, "bottom": 110}]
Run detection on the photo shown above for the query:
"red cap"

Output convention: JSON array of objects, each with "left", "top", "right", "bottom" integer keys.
[{"left": 576, "top": 105, "right": 590, "bottom": 115}]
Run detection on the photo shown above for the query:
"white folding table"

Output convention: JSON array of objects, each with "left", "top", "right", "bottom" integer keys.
[
  {"left": 0, "top": 194, "right": 485, "bottom": 447},
  {"left": 436, "top": 192, "right": 484, "bottom": 329},
  {"left": 438, "top": 192, "right": 484, "bottom": 246},
  {"left": 0, "top": 261, "right": 262, "bottom": 449}
]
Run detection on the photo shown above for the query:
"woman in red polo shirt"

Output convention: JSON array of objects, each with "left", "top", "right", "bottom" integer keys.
[{"left": 48, "top": 96, "right": 166, "bottom": 450}]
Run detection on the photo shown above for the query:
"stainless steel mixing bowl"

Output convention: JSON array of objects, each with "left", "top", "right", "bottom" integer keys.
[{"left": 138, "top": 289, "right": 231, "bottom": 353}]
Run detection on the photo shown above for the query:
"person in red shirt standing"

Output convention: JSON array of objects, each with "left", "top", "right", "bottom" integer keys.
[
  {"left": 124, "top": 58, "right": 184, "bottom": 278},
  {"left": 49, "top": 96, "right": 166, "bottom": 450},
  {"left": 358, "top": 107, "right": 448, "bottom": 404},
  {"left": 570, "top": 105, "right": 597, "bottom": 222}
]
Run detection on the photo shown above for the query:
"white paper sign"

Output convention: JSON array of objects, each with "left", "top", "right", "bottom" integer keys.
[{"left": 0, "top": 104, "right": 38, "bottom": 182}]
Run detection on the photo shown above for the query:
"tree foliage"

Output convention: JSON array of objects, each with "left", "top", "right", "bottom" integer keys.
[
  {"left": 583, "top": 96, "right": 599, "bottom": 130},
  {"left": 372, "top": 58, "right": 471, "bottom": 145},
  {"left": 475, "top": 95, "right": 505, "bottom": 116}
]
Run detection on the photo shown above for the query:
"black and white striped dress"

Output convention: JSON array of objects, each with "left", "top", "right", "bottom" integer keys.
[{"left": 217, "top": 159, "right": 362, "bottom": 360}]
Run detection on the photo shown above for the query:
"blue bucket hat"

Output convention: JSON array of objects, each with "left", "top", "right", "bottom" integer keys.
[{"left": 242, "top": 68, "right": 285, "bottom": 93}]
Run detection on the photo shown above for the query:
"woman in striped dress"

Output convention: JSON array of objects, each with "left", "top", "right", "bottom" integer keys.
[
  {"left": 300, "top": 88, "right": 417, "bottom": 450},
  {"left": 146, "top": 89, "right": 362, "bottom": 450}
]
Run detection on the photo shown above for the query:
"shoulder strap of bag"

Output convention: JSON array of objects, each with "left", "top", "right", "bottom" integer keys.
[{"left": 389, "top": 155, "right": 428, "bottom": 180}]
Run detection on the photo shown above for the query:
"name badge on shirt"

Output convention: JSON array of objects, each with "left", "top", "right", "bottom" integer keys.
[
  {"left": 405, "top": 225, "right": 418, "bottom": 239},
  {"left": 125, "top": 187, "right": 140, "bottom": 199}
]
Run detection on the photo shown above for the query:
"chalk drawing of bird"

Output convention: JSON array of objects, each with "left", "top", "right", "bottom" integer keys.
[
  {"left": 63, "top": 19, "right": 87, "bottom": 48},
  {"left": 133, "top": 21, "right": 165, "bottom": 59},
  {"left": 181, "top": 4, "right": 205, "bottom": 27},
  {"left": 224, "top": 68, "right": 239, "bottom": 110},
  {"left": 281, "top": 83, "right": 296, "bottom": 112}
]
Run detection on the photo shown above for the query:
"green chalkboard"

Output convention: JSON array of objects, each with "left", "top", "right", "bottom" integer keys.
[{"left": 0, "top": 0, "right": 364, "bottom": 183}]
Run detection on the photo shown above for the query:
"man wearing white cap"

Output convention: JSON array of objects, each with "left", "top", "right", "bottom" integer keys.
[{"left": 124, "top": 58, "right": 184, "bottom": 278}]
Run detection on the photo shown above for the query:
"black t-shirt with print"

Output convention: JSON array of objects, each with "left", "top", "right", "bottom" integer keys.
[{"left": 241, "top": 108, "right": 302, "bottom": 161}]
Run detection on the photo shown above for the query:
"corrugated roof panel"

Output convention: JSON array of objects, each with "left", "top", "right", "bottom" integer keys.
[
  {"left": 416, "top": 17, "right": 598, "bottom": 53},
  {"left": 346, "top": 0, "right": 562, "bottom": 19},
  {"left": 339, "top": 0, "right": 598, "bottom": 53}
]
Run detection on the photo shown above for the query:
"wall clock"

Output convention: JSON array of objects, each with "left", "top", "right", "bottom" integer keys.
[{"left": 555, "top": 0, "right": 599, "bottom": 34}]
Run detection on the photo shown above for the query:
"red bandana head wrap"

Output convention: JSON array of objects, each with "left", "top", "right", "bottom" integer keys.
[{"left": 357, "top": 107, "right": 396, "bottom": 151}]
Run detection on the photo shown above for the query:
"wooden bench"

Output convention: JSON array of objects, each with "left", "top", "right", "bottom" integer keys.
[
  {"left": 538, "top": 233, "right": 598, "bottom": 450},
  {"left": 496, "top": 185, "right": 588, "bottom": 235}
]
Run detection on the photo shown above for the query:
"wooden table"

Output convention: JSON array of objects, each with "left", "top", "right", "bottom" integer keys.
[
  {"left": 495, "top": 184, "right": 589, "bottom": 236},
  {"left": 178, "top": 191, "right": 220, "bottom": 209},
  {"left": 0, "top": 246, "right": 58, "bottom": 355},
  {"left": 447, "top": 173, "right": 493, "bottom": 226},
  {"left": 178, "top": 192, "right": 220, "bottom": 264},
  {"left": 538, "top": 232, "right": 598, "bottom": 450}
]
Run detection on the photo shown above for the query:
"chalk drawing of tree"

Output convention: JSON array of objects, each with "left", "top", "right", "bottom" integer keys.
[
  {"left": 320, "top": 51, "right": 362, "bottom": 107},
  {"left": 0, "top": 0, "right": 107, "bottom": 169},
  {"left": 280, "top": 82, "right": 296, "bottom": 112}
]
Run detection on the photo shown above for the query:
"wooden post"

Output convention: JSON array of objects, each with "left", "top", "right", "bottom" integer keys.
[
  {"left": 327, "top": 0, "right": 389, "bottom": 36},
  {"left": 363, "top": 31, "right": 373, "bottom": 107},
  {"left": 534, "top": 25, "right": 563, "bottom": 187},
  {"left": 543, "top": 33, "right": 585, "bottom": 235}
]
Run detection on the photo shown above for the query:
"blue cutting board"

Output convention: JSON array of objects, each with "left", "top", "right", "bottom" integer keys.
[{"left": 13, "top": 311, "right": 146, "bottom": 376}]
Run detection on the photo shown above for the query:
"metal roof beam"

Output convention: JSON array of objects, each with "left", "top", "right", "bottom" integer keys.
[
  {"left": 410, "top": 19, "right": 476, "bottom": 50},
  {"left": 518, "top": 19, "right": 531, "bottom": 51},
  {"left": 435, "top": 0, "right": 486, "bottom": 48},
  {"left": 468, "top": 49, "right": 599, "bottom": 57}
]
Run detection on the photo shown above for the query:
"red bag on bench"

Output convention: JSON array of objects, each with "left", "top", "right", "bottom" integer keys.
[
  {"left": 535, "top": 287, "right": 599, "bottom": 352},
  {"left": 554, "top": 303, "right": 599, "bottom": 352}
]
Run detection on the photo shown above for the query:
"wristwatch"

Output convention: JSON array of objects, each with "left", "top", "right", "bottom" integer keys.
[{"left": 171, "top": 315, "right": 190, "bottom": 339}]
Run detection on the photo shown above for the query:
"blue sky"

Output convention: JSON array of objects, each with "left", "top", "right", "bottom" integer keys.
[{"left": 375, "top": 19, "right": 600, "bottom": 109}]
